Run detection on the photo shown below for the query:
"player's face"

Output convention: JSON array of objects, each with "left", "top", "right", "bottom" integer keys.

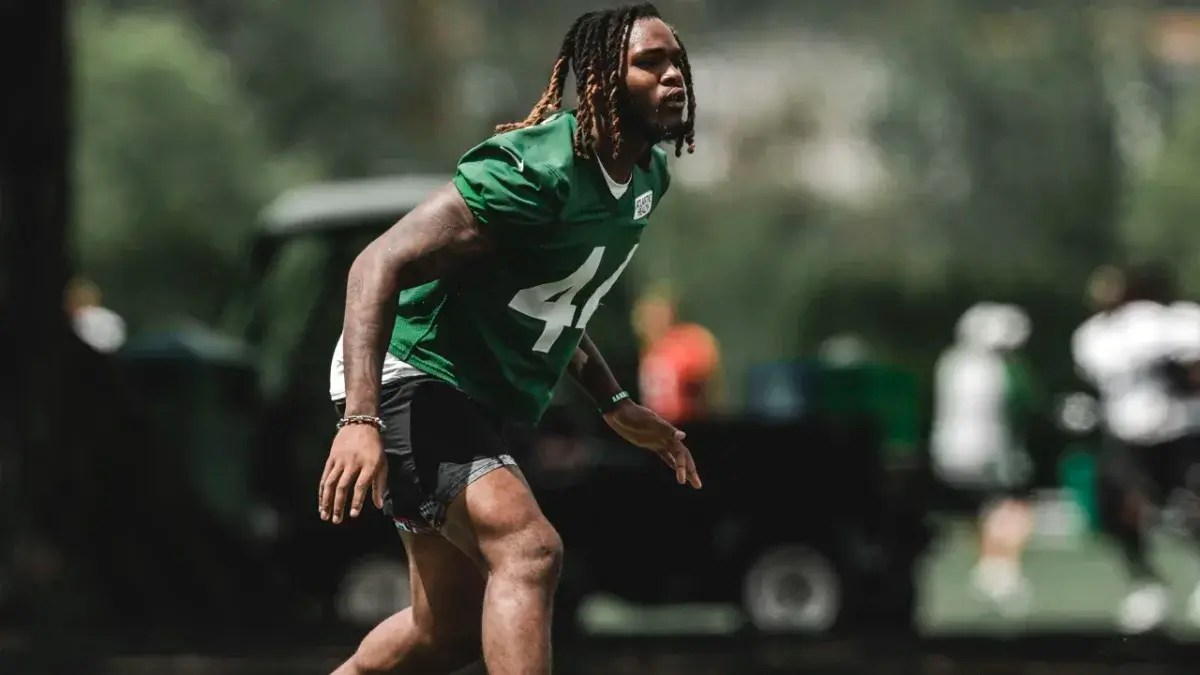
[{"left": 622, "top": 17, "right": 687, "bottom": 143}]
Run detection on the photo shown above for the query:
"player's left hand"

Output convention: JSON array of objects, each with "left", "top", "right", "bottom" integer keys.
[{"left": 603, "top": 401, "right": 701, "bottom": 489}]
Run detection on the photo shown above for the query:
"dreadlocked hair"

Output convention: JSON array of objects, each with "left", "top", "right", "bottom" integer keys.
[{"left": 495, "top": 3, "right": 696, "bottom": 160}]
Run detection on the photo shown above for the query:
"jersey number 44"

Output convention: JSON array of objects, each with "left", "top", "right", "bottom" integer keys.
[{"left": 508, "top": 245, "right": 637, "bottom": 353}]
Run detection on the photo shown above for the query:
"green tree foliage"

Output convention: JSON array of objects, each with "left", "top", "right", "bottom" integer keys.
[
  {"left": 74, "top": 7, "right": 308, "bottom": 331},
  {"left": 834, "top": 5, "right": 1121, "bottom": 390},
  {"left": 630, "top": 3, "right": 1123, "bottom": 403},
  {"left": 1122, "top": 94, "right": 1200, "bottom": 296},
  {"left": 100, "top": 0, "right": 488, "bottom": 176}
]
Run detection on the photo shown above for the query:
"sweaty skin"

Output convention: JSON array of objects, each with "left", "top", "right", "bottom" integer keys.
[{"left": 326, "top": 12, "right": 699, "bottom": 675}]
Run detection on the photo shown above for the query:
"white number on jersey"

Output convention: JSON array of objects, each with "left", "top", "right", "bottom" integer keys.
[{"left": 508, "top": 245, "right": 638, "bottom": 353}]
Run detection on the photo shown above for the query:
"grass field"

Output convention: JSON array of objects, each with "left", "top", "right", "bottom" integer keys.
[{"left": 918, "top": 516, "right": 1200, "bottom": 637}]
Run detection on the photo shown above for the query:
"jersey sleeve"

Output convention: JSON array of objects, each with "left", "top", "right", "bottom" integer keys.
[{"left": 453, "top": 136, "right": 565, "bottom": 240}]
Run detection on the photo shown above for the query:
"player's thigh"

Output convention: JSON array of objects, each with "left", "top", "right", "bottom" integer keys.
[
  {"left": 401, "top": 531, "right": 486, "bottom": 639},
  {"left": 397, "top": 380, "right": 559, "bottom": 569},
  {"left": 439, "top": 465, "right": 562, "bottom": 573},
  {"left": 360, "top": 375, "right": 529, "bottom": 553}
]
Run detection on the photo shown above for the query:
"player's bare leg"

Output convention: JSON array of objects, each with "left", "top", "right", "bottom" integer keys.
[
  {"left": 1094, "top": 454, "right": 1166, "bottom": 634},
  {"left": 440, "top": 466, "right": 562, "bottom": 675},
  {"left": 980, "top": 500, "right": 1032, "bottom": 584},
  {"left": 332, "top": 532, "right": 485, "bottom": 675},
  {"left": 981, "top": 499, "right": 1033, "bottom": 564}
]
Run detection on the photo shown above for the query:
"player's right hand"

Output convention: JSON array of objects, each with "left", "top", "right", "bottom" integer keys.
[{"left": 319, "top": 425, "right": 388, "bottom": 524}]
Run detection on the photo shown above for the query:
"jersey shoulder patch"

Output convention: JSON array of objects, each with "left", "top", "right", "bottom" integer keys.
[{"left": 633, "top": 190, "right": 654, "bottom": 219}]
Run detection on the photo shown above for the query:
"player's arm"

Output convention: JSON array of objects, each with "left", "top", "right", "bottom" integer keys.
[
  {"left": 321, "top": 185, "right": 491, "bottom": 524},
  {"left": 341, "top": 183, "right": 493, "bottom": 417},
  {"left": 571, "top": 332, "right": 702, "bottom": 489},
  {"left": 567, "top": 332, "right": 629, "bottom": 413}
]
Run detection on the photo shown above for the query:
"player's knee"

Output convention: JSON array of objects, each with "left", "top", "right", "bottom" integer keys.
[
  {"left": 417, "top": 611, "right": 483, "bottom": 658},
  {"left": 517, "top": 526, "right": 564, "bottom": 586},
  {"left": 415, "top": 629, "right": 481, "bottom": 673},
  {"left": 346, "top": 627, "right": 429, "bottom": 675},
  {"left": 495, "top": 523, "right": 564, "bottom": 588},
  {"left": 348, "top": 629, "right": 478, "bottom": 674},
  {"left": 347, "top": 644, "right": 406, "bottom": 675}
]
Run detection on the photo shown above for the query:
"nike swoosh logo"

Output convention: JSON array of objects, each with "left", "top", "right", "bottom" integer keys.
[{"left": 499, "top": 146, "right": 524, "bottom": 172}]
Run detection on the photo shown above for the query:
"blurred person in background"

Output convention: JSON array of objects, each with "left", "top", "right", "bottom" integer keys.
[
  {"left": 1073, "top": 263, "right": 1200, "bottom": 634},
  {"left": 931, "top": 302, "right": 1037, "bottom": 616},
  {"left": 320, "top": 5, "right": 701, "bottom": 674},
  {"left": 64, "top": 277, "right": 126, "bottom": 354},
  {"left": 633, "top": 285, "right": 721, "bottom": 424}
]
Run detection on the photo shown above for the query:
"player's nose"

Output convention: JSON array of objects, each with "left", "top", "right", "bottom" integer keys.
[{"left": 661, "top": 63, "right": 683, "bottom": 89}]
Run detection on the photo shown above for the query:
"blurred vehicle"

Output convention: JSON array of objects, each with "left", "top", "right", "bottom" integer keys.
[
  {"left": 104, "top": 176, "right": 445, "bottom": 632},
  {"left": 535, "top": 411, "right": 929, "bottom": 637}
]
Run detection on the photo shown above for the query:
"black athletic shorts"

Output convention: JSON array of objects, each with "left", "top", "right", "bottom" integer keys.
[{"left": 334, "top": 375, "right": 518, "bottom": 535}]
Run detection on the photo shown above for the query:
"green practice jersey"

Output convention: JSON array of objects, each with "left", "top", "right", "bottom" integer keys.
[{"left": 388, "top": 111, "right": 671, "bottom": 423}]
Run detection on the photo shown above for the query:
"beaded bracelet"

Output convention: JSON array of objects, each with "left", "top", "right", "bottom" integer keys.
[{"left": 337, "top": 414, "right": 387, "bottom": 433}]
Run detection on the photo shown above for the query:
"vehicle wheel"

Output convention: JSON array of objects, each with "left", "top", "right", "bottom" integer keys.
[
  {"left": 741, "top": 544, "right": 841, "bottom": 634},
  {"left": 335, "top": 555, "right": 411, "bottom": 626}
]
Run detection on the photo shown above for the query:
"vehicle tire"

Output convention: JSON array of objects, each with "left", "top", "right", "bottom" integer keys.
[{"left": 741, "top": 544, "right": 841, "bottom": 634}]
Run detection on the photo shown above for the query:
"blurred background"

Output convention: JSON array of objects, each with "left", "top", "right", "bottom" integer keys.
[{"left": 9, "top": 0, "right": 1200, "bottom": 672}]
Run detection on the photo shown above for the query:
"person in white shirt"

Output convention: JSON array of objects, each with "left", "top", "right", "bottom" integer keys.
[
  {"left": 931, "top": 302, "right": 1037, "bottom": 616},
  {"left": 1072, "top": 263, "right": 1200, "bottom": 634},
  {"left": 65, "top": 277, "right": 126, "bottom": 354}
]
